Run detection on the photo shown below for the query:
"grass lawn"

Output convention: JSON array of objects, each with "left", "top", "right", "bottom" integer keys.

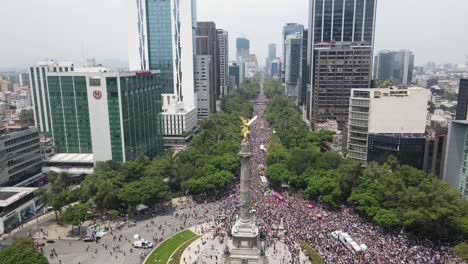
[
  {"left": 145, "top": 229, "right": 198, "bottom": 264},
  {"left": 299, "top": 240, "right": 324, "bottom": 264},
  {"left": 168, "top": 235, "right": 200, "bottom": 264}
]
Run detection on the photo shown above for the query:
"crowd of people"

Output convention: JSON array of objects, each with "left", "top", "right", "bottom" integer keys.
[{"left": 219, "top": 86, "right": 463, "bottom": 263}]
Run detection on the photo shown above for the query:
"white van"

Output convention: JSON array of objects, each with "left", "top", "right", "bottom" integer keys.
[{"left": 133, "top": 239, "right": 154, "bottom": 249}]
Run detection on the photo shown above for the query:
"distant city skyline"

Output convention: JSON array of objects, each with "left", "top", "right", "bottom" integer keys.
[{"left": 0, "top": 0, "right": 467, "bottom": 70}]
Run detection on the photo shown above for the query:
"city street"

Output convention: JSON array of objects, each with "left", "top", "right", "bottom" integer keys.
[{"left": 3, "top": 201, "right": 219, "bottom": 264}]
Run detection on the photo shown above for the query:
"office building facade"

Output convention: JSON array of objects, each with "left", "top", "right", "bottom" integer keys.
[
  {"left": 285, "top": 33, "right": 303, "bottom": 98},
  {"left": 308, "top": 0, "right": 377, "bottom": 45},
  {"left": 29, "top": 61, "right": 74, "bottom": 134},
  {"left": 311, "top": 43, "right": 372, "bottom": 127},
  {"left": 347, "top": 87, "right": 429, "bottom": 162},
  {"left": 128, "top": 0, "right": 197, "bottom": 109},
  {"left": 196, "top": 22, "right": 219, "bottom": 106},
  {"left": 444, "top": 120, "right": 468, "bottom": 200},
  {"left": 46, "top": 70, "right": 164, "bottom": 163},
  {"left": 374, "top": 50, "right": 415, "bottom": 85},
  {"left": 270, "top": 58, "right": 282, "bottom": 79},
  {"left": 0, "top": 126, "right": 42, "bottom": 186},
  {"left": 267, "top": 43, "right": 277, "bottom": 74},
  {"left": 456, "top": 79, "right": 468, "bottom": 120},
  {"left": 236, "top": 37, "right": 250, "bottom": 62},
  {"left": 217, "top": 29, "right": 229, "bottom": 97},
  {"left": 298, "top": 30, "right": 309, "bottom": 106},
  {"left": 229, "top": 62, "right": 240, "bottom": 88},
  {"left": 282, "top": 23, "right": 304, "bottom": 74},
  {"left": 195, "top": 55, "right": 213, "bottom": 119},
  {"left": 307, "top": 0, "right": 377, "bottom": 125}
]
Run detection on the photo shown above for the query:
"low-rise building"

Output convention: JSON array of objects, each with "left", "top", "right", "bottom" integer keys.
[
  {"left": 0, "top": 125, "right": 42, "bottom": 186},
  {"left": 347, "top": 87, "right": 430, "bottom": 163},
  {"left": 161, "top": 94, "right": 197, "bottom": 150},
  {"left": 0, "top": 187, "right": 37, "bottom": 234}
]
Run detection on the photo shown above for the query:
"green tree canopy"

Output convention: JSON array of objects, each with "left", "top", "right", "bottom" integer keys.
[{"left": 0, "top": 237, "right": 48, "bottom": 264}]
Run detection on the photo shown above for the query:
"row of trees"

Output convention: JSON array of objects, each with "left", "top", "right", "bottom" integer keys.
[
  {"left": 264, "top": 94, "right": 468, "bottom": 244},
  {"left": 45, "top": 79, "right": 259, "bottom": 227},
  {"left": 263, "top": 78, "right": 284, "bottom": 98}
]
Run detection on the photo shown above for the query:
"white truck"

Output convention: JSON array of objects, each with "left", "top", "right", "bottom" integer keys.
[
  {"left": 133, "top": 239, "right": 154, "bottom": 249},
  {"left": 332, "top": 230, "right": 366, "bottom": 255}
]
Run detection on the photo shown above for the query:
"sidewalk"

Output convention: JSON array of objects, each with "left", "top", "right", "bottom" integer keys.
[{"left": 0, "top": 210, "right": 55, "bottom": 241}]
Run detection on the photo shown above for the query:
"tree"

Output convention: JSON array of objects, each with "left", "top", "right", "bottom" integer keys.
[
  {"left": 453, "top": 243, "right": 468, "bottom": 261},
  {"left": 59, "top": 203, "right": 92, "bottom": 235},
  {"left": 18, "top": 109, "right": 34, "bottom": 126},
  {"left": 0, "top": 237, "right": 48, "bottom": 264},
  {"left": 265, "top": 163, "right": 292, "bottom": 189},
  {"left": 118, "top": 177, "right": 170, "bottom": 209},
  {"left": 373, "top": 209, "right": 401, "bottom": 228},
  {"left": 304, "top": 170, "right": 343, "bottom": 208}
]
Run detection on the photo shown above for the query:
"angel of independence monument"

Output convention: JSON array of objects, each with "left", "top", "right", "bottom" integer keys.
[{"left": 223, "top": 116, "right": 267, "bottom": 264}]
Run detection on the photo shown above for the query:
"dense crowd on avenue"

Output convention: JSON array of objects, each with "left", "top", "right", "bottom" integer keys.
[{"left": 223, "top": 90, "right": 464, "bottom": 263}]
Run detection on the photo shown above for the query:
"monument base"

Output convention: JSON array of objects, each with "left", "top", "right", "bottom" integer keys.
[{"left": 223, "top": 217, "right": 268, "bottom": 264}]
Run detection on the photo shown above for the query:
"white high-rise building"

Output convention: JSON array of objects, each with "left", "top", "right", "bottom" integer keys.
[
  {"left": 217, "top": 29, "right": 229, "bottom": 97},
  {"left": 347, "top": 87, "right": 429, "bottom": 162},
  {"left": 128, "top": 0, "right": 198, "bottom": 147}
]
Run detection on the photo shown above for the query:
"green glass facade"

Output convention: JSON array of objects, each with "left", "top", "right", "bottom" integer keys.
[
  {"left": 47, "top": 76, "right": 92, "bottom": 153},
  {"left": 146, "top": 0, "right": 175, "bottom": 94},
  {"left": 46, "top": 72, "right": 164, "bottom": 163},
  {"left": 114, "top": 74, "right": 164, "bottom": 162}
]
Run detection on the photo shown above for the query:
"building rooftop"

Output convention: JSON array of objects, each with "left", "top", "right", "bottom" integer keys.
[
  {"left": 46, "top": 153, "right": 94, "bottom": 164},
  {"left": 0, "top": 187, "right": 37, "bottom": 207}
]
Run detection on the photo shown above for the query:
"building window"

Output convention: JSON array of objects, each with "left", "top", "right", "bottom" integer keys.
[{"left": 89, "top": 78, "right": 101, "bottom": 86}]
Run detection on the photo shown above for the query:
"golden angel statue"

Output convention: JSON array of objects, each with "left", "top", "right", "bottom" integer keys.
[{"left": 239, "top": 115, "right": 258, "bottom": 142}]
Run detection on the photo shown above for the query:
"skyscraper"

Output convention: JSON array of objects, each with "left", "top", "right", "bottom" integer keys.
[
  {"left": 270, "top": 58, "right": 282, "bottom": 79},
  {"left": 308, "top": 0, "right": 377, "bottom": 45},
  {"left": 267, "top": 43, "right": 276, "bottom": 74},
  {"left": 229, "top": 62, "right": 240, "bottom": 88},
  {"left": 236, "top": 37, "right": 250, "bottom": 62},
  {"left": 282, "top": 23, "right": 304, "bottom": 79},
  {"left": 298, "top": 30, "right": 308, "bottom": 106},
  {"left": 128, "top": 0, "right": 198, "bottom": 148},
  {"left": 374, "top": 50, "right": 415, "bottom": 85},
  {"left": 307, "top": 0, "right": 377, "bottom": 127},
  {"left": 195, "top": 55, "right": 213, "bottom": 119},
  {"left": 217, "top": 29, "right": 229, "bottom": 97},
  {"left": 311, "top": 43, "right": 372, "bottom": 127},
  {"left": 285, "top": 33, "right": 303, "bottom": 98},
  {"left": 196, "top": 22, "right": 218, "bottom": 108},
  {"left": 128, "top": 0, "right": 197, "bottom": 109},
  {"left": 456, "top": 79, "right": 468, "bottom": 120}
]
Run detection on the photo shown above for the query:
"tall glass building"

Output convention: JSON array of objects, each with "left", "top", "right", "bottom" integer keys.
[
  {"left": 46, "top": 70, "right": 164, "bottom": 163},
  {"left": 236, "top": 37, "right": 250, "bottom": 62},
  {"left": 306, "top": 0, "right": 378, "bottom": 126},
  {"left": 374, "top": 50, "right": 415, "bottom": 85},
  {"left": 282, "top": 23, "right": 304, "bottom": 72},
  {"left": 308, "top": 0, "right": 377, "bottom": 45},
  {"left": 128, "top": 0, "right": 197, "bottom": 110}
]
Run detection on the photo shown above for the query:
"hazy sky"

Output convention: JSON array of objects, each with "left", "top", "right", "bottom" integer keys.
[{"left": 0, "top": 0, "right": 467, "bottom": 70}]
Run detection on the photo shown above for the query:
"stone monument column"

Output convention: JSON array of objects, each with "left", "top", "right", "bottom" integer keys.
[
  {"left": 223, "top": 128, "right": 267, "bottom": 264},
  {"left": 239, "top": 141, "right": 252, "bottom": 223}
]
